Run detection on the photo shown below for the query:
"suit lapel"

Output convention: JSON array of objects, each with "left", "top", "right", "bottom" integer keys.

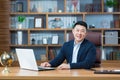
[
  {"left": 68, "top": 40, "right": 74, "bottom": 63},
  {"left": 77, "top": 40, "right": 86, "bottom": 62}
]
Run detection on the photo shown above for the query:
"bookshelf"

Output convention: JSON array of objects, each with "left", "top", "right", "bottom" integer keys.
[{"left": 9, "top": 0, "right": 120, "bottom": 65}]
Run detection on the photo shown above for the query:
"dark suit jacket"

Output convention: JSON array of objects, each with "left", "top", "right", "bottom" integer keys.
[{"left": 49, "top": 39, "right": 96, "bottom": 69}]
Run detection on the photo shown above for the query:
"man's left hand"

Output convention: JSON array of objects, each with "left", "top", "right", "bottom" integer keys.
[{"left": 57, "top": 63, "right": 70, "bottom": 70}]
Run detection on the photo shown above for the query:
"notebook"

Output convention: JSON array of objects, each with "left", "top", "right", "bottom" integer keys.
[{"left": 15, "top": 48, "right": 55, "bottom": 71}]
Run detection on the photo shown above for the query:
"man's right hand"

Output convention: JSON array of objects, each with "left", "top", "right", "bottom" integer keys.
[{"left": 40, "top": 62, "right": 51, "bottom": 67}]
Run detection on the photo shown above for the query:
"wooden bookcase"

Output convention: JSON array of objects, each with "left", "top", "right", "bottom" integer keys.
[{"left": 9, "top": 0, "right": 120, "bottom": 66}]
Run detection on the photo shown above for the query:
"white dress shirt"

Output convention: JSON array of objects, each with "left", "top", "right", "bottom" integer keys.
[{"left": 72, "top": 41, "right": 82, "bottom": 63}]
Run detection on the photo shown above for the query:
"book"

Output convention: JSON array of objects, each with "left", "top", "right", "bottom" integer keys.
[
  {"left": 114, "top": 19, "right": 120, "bottom": 28},
  {"left": 48, "top": 48, "right": 57, "bottom": 60},
  {"left": 66, "top": 32, "right": 74, "bottom": 42}
]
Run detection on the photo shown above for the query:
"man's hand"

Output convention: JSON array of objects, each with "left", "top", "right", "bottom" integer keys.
[
  {"left": 57, "top": 63, "right": 70, "bottom": 70},
  {"left": 40, "top": 62, "right": 51, "bottom": 67}
]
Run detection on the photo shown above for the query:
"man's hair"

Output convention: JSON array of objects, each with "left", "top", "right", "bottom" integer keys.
[{"left": 73, "top": 21, "right": 87, "bottom": 29}]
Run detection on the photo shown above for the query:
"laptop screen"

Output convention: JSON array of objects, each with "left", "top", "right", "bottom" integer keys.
[{"left": 16, "top": 48, "right": 39, "bottom": 71}]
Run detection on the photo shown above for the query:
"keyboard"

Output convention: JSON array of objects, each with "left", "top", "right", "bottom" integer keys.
[{"left": 38, "top": 66, "right": 55, "bottom": 71}]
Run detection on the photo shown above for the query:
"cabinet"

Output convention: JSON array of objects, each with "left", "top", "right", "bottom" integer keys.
[{"left": 10, "top": 0, "right": 120, "bottom": 65}]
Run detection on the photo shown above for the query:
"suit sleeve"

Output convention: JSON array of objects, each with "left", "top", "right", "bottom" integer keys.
[{"left": 49, "top": 43, "right": 66, "bottom": 67}]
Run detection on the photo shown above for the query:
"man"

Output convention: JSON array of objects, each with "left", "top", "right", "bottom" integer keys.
[{"left": 40, "top": 21, "right": 96, "bottom": 70}]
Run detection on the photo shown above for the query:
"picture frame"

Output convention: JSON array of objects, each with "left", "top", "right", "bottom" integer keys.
[
  {"left": 42, "top": 37, "right": 47, "bottom": 44},
  {"left": 52, "top": 35, "right": 59, "bottom": 44},
  {"left": 34, "top": 17, "right": 43, "bottom": 28}
]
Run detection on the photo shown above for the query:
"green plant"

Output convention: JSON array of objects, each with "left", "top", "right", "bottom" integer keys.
[
  {"left": 106, "top": 0, "right": 118, "bottom": 7},
  {"left": 18, "top": 16, "right": 26, "bottom": 23}
]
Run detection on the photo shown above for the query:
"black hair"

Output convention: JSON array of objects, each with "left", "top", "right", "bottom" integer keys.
[{"left": 73, "top": 21, "right": 87, "bottom": 29}]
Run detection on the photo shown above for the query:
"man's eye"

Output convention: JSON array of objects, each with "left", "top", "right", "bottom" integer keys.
[{"left": 81, "top": 30, "right": 85, "bottom": 32}]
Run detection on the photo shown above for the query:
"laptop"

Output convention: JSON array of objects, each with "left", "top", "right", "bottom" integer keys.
[
  {"left": 15, "top": 48, "right": 55, "bottom": 71},
  {"left": 94, "top": 70, "right": 120, "bottom": 74}
]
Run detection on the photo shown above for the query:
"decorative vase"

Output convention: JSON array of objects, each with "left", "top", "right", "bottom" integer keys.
[
  {"left": 51, "top": 18, "right": 64, "bottom": 28},
  {"left": 101, "top": 48, "right": 106, "bottom": 60},
  {"left": 17, "top": 31, "right": 22, "bottom": 45},
  {"left": 31, "top": 4, "right": 37, "bottom": 12},
  {"left": 18, "top": 23, "right": 22, "bottom": 29},
  {"left": 107, "top": 7, "right": 113, "bottom": 12}
]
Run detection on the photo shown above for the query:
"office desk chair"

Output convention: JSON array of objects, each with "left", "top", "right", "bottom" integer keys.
[{"left": 86, "top": 31, "right": 101, "bottom": 67}]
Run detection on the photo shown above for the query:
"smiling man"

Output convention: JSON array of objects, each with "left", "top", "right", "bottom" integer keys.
[{"left": 40, "top": 21, "right": 97, "bottom": 70}]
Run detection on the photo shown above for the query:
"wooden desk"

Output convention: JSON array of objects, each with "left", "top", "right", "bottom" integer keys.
[{"left": 0, "top": 67, "right": 120, "bottom": 80}]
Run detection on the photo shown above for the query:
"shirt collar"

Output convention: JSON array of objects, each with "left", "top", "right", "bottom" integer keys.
[{"left": 74, "top": 40, "right": 83, "bottom": 46}]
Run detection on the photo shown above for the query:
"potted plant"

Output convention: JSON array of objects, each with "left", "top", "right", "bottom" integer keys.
[
  {"left": 17, "top": 16, "right": 26, "bottom": 29},
  {"left": 17, "top": 16, "right": 25, "bottom": 45},
  {"left": 106, "top": 0, "right": 118, "bottom": 12}
]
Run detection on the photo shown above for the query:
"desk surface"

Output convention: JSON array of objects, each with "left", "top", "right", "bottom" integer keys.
[{"left": 0, "top": 67, "right": 120, "bottom": 80}]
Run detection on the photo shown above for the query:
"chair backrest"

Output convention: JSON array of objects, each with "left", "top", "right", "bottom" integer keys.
[
  {"left": 86, "top": 31, "right": 101, "bottom": 46},
  {"left": 86, "top": 31, "right": 102, "bottom": 67}
]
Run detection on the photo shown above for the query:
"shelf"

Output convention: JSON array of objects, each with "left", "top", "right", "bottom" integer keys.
[
  {"left": 10, "top": 29, "right": 28, "bottom": 31},
  {"left": 10, "top": 12, "right": 47, "bottom": 15},
  {"left": 102, "top": 60, "right": 120, "bottom": 62},
  {"left": 10, "top": 12, "right": 120, "bottom": 15},
  {"left": 10, "top": 28, "right": 72, "bottom": 31},
  {"left": 101, "top": 60, "right": 120, "bottom": 67},
  {"left": 103, "top": 44, "right": 120, "bottom": 47},
  {"left": 86, "top": 12, "right": 120, "bottom": 14},
  {"left": 10, "top": 44, "right": 62, "bottom": 47}
]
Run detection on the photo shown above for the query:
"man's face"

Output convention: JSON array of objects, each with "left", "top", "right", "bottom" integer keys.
[{"left": 72, "top": 25, "right": 87, "bottom": 43}]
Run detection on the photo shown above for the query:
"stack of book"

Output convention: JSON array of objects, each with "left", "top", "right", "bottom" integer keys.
[
  {"left": 107, "top": 51, "right": 120, "bottom": 60},
  {"left": 48, "top": 48, "right": 57, "bottom": 60},
  {"left": 114, "top": 19, "right": 120, "bottom": 28}
]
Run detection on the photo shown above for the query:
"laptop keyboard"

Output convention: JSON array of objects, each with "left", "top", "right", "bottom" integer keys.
[
  {"left": 38, "top": 66, "right": 55, "bottom": 70},
  {"left": 94, "top": 70, "right": 120, "bottom": 74}
]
